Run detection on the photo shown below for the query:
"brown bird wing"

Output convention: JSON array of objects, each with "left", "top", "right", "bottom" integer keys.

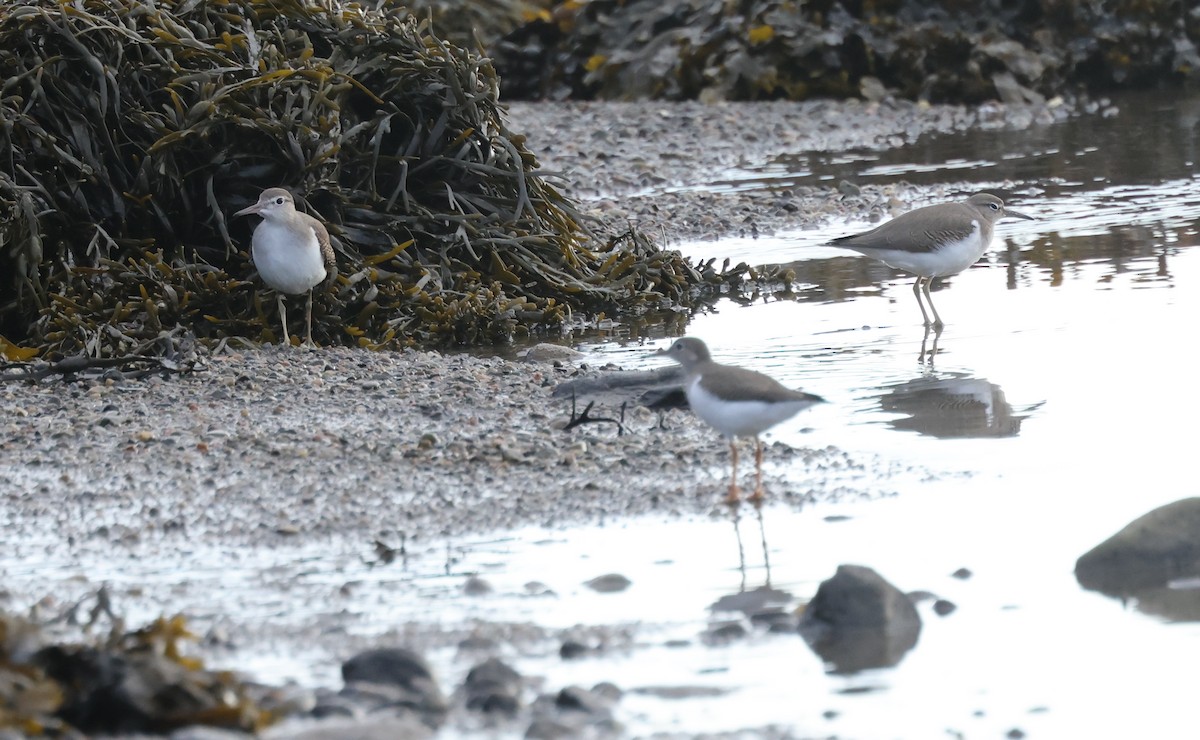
[
  {"left": 698, "top": 363, "right": 824, "bottom": 404},
  {"left": 300, "top": 212, "right": 338, "bottom": 288},
  {"left": 831, "top": 203, "right": 978, "bottom": 254}
]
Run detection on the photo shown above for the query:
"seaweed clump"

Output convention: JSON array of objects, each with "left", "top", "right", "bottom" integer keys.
[
  {"left": 0, "top": 604, "right": 292, "bottom": 735},
  {"left": 0, "top": 0, "right": 716, "bottom": 358},
  {"left": 492, "top": 0, "right": 1200, "bottom": 103}
]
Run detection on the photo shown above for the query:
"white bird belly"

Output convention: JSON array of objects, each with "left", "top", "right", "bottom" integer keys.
[
  {"left": 252, "top": 224, "right": 326, "bottom": 294},
  {"left": 857, "top": 221, "right": 987, "bottom": 277},
  {"left": 686, "top": 379, "right": 811, "bottom": 438}
]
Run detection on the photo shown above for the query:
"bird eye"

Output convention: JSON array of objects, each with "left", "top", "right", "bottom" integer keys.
[
  {"left": 275, "top": 197, "right": 285, "bottom": 205},
  {"left": 990, "top": 202, "right": 1000, "bottom": 210}
]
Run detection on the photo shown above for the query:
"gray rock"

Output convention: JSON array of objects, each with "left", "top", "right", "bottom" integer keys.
[
  {"left": 1075, "top": 498, "right": 1200, "bottom": 594},
  {"left": 554, "top": 685, "right": 612, "bottom": 715},
  {"left": 522, "top": 344, "right": 584, "bottom": 363},
  {"left": 559, "top": 639, "right": 589, "bottom": 659},
  {"left": 584, "top": 573, "right": 631, "bottom": 593},
  {"left": 340, "top": 648, "right": 446, "bottom": 716},
  {"left": 933, "top": 599, "right": 957, "bottom": 616},
  {"left": 462, "top": 575, "right": 493, "bottom": 596},
  {"left": 464, "top": 657, "right": 523, "bottom": 714},
  {"left": 799, "top": 564, "right": 922, "bottom": 673},
  {"left": 342, "top": 647, "right": 433, "bottom": 688}
]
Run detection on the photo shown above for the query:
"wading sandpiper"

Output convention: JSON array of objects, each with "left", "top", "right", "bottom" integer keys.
[
  {"left": 657, "top": 337, "right": 824, "bottom": 505},
  {"left": 831, "top": 192, "right": 1033, "bottom": 328}
]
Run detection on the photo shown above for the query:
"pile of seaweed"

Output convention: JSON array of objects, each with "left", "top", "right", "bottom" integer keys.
[
  {"left": 0, "top": 0, "right": 722, "bottom": 360},
  {"left": 0, "top": 601, "right": 294, "bottom": 735},
  {"left": 491, "top": 0, "right": 1200, "bottom": 102}
]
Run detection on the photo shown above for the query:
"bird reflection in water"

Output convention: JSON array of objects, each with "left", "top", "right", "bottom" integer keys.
[
  {"left": 880, "top": 372, "right": 1041, "bottom": 439},
  {"left": 918, "top": 323, "right": 942, "bottom": 365},
  {"left": 705, "top": 503, "right": 801, "bottom": 639}
]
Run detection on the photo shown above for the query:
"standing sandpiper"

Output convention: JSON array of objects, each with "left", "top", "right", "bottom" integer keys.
[
  {"left": 657, "top": 337, "right": 824, "bottom": 505},
  {"left": 831, "top": 192, "right": 1033, "bottom": 327},
  {"left": 234, "top": 187, "right": 337, "bottom": 346}
]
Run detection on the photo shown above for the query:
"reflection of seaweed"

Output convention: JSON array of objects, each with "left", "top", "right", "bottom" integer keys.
[{"left": 0, "top": 0, "right": 723, "bottom": 358}]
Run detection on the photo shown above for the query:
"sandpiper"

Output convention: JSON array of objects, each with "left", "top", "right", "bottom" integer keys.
[
  {"left": 831, "top": 192, "right": 1033, "bottom": 327},
  {"left": 234, "top": 187, "right": 337, "bottom": 346},
  {"left": 657, "top": 337, "right": 824, "bottom": 505}
]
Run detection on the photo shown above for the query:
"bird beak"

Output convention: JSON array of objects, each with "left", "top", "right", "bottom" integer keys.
[
  {"left": 1005, "top": 208, "right": 1034, "bottom": 220},
  {"left": 234, "top": 202, "right": 262, "bottom": 217},
  {"left": 652, "top": 347, "right": 668, "bottom": 357}
]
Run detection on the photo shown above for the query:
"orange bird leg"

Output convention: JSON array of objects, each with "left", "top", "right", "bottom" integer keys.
[
  {"left": 749, "top": 437, "right": 766, "bottom": 504},
  {"left": 725, "top": 439, "right": 741, "bottom": 505}
]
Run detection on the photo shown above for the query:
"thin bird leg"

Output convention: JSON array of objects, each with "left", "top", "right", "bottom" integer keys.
[
  {"left": 921, "top": 277, "right": 944, "bottom": 328},
  {"left": 276, "top": 293, "right": 292, "bottom": 346},
  {"left": 748, "top": 437, "right": 766, "bottom": 504},
  {"left": 304, "top": 288, "right": 316, "bottom": 347},
  {"left": 725, "top": 439, "right": 741, "bottom": 505},
  {"left": 912, "top": 277, "right": 933, "bottom": 327}
]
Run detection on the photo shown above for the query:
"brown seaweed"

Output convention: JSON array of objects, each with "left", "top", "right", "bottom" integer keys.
[{"left": 0, "top": 0, "right": 727, "bottom": 359}]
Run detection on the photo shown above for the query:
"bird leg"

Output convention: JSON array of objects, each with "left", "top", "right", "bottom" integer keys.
[
  {"left": 748, "top": 437, "right": 766, "bottom": 504},
  {"left": 912, "top": 277, "right": 933, "bottom": 327},
  {"left": 725, "top": 439, "right": 741, "bottom": 505},
  {"left": 303, "top": 288, "right": 317, "bottom": 347},
  {"left": 276, "top": 293, "right": 292, "bottom": 346},
  {"left": 921, "top": 277, "right": 945, "bottom": 329}
]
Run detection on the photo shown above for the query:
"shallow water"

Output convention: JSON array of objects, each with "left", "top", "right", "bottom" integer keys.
[
  {"left": 7, "top": 89, "right": 1200, "bottom": 738},
  {"left": 550, "top": 89, "right": 1200, "bottom": 737}
]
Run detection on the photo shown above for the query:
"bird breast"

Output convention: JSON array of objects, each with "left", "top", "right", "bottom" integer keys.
[
  {"left": 685, "top": 377, "right": 814, "bottom": 438},
  {"left": 252, "top": 220, "right": 327, "bottom": 294}
]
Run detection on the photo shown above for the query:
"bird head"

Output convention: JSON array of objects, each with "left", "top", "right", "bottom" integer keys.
[{"left": 234, "top": 188, "right": 297, "bottom": 221}]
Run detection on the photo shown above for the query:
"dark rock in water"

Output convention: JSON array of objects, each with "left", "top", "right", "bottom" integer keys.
[
  {"left": 464, "top": 658, "right": 523, "bottom": 715},
  {"left": 342, "top": 647, "right": 433, "bottom": 689},
  {"left": 462, "top": 575, "right": 494, "bottom": 596},
  {"left": 559, "top": 640, "right": 589, "bottom": 660},
  {"left": 590, "top": 682, "right": 622, "bottom": 702},
  {"left": 933, "top": 599, "right": 957, "bottom": 617},
  {"left": 340, "top": 648, "right": 446, "bottom": 717},
  {"left": 1076, "top": 498, "right": 1200, "bottom": 594},
  {"left": 799, "top": 564, "right": 922, "bottom": 673},
  {"left": 584, "top": 573, "right": 631, "bottom": 593},
  {"left": 554, "top": 685, "right": 612, "bottom": 715}
]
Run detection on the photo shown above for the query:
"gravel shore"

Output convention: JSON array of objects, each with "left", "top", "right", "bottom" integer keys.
[
  {"left": 509, "top": 97, "right": 1068, "bottom": 241},
  {"left": 4, "top": 96, "right": 1066, "bottom": 548}
]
